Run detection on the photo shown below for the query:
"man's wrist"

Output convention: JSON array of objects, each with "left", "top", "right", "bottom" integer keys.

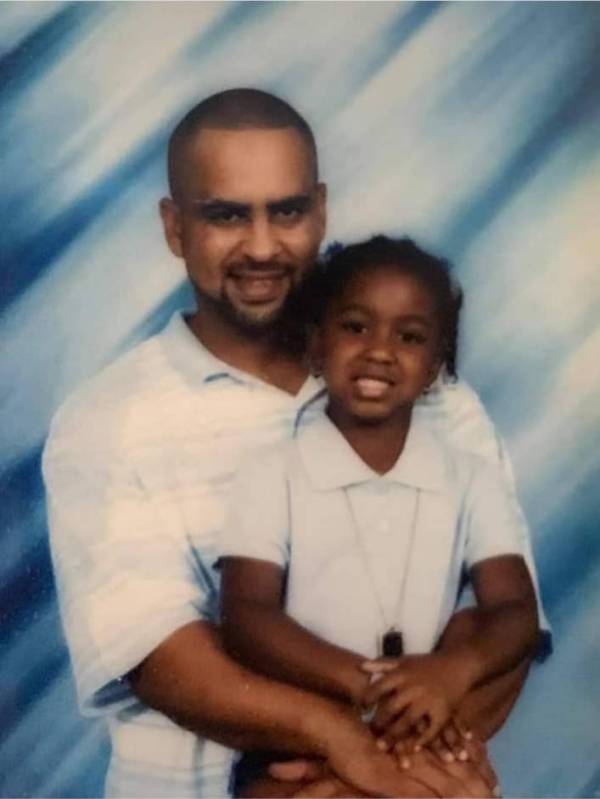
[
  {"left": 440, "top": 647, "right": 483, "bottom": 696},
  {"left": 298, "top": 695, "right": 362, "bottom": 761}
]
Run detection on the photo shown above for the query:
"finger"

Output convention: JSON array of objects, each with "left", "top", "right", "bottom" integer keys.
[
  {"left": 269, "top": 760, "right": 326, "bottom": 782},
  {"left": 441, "top": 721, "right": 469, "bottom": 762},
  {"left": 405, "top": 719, "right": 428, "bottom": 753},
  {"left": 372, "top": 685, "right": 424, "bottom": 732},
  {"left": 379, "top": 699, "right": 430, "bottom": 744},
  {"left": 441, "top": 721, "right": 459, "bottom": 749},
  {"left": 371, "top": 686, "right": 422, "bottom": 731},
  {"left": 410, "top": 703, "right": 449, "bottom": 749},
  {"left": 393, "top": 742, "right": 411, "bottom": 770},
  {"left": 403, "top": 698, "right": 440, "bottom": 745},
  {"left": 439, "top": 758, "right": 493, "bottom": 799},
  {"left": 430, "top": 734, "right": 456, "bottom": 765},
  {"left": 292, "top": 777, "right": 345, "bottom": 798},
  {"left": 363, "top": 671, "right": 408, "bottom": 706},
  {"left": 407, "top": 750, "right": 472, "bottom": 798},
  {"left": 454, "top": 715, "right": 474, "bottom": 741},
  {"left": 360, "top": 658, "right": 398, "bottom": 674},
  {"left": 463, "top": 741, "right": 497, "bottom": 791}
]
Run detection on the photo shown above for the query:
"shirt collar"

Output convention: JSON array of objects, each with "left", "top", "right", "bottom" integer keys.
[
  {"left": 160, "top": 311, "right": 322, "bottom": 403},
  {"left": 296, "top": 409, "right": 447, "bottom": 492}
]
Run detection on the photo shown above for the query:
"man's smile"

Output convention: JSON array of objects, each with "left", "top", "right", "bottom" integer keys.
[{"left": 226, "top": 266, "right": 292, "bottom": 304}]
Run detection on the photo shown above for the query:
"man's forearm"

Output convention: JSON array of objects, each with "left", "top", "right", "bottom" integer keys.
[
  {"left": 129, "top": 620, "right": 348, "bottom": 754},
  {"left": 129, "top": 620, "right": 461, "bottom": 799},
  {"left": 437, "top": 607, "right": 534, "bottom": 739},
  {"left": 440, "top": 600, "right": 538, "bottom": 691}
]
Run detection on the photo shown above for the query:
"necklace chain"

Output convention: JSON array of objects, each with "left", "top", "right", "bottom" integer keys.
[{"left": 344, "top": 487, "right": 421, "bottom": 654}]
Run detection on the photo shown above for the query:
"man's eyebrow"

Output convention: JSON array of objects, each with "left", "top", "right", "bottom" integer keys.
[
  {"left": 191, "top": 198, "right": 251, "bottom": 214},
  {"left": 267, "top": 194, "right": 312, "bottom": 213}
]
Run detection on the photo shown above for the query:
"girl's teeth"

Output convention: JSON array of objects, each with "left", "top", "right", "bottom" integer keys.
[{"left": 355, "top": 378, "right": 389, "bottom": 398}]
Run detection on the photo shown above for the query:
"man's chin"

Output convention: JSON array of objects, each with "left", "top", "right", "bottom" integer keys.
[{"left": 223, "top": 299, "right": 288, "bottom": 337}]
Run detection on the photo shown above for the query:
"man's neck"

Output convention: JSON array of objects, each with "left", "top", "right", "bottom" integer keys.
[{"left": 187, "top": 309, "right": 309, "bottom": 396}]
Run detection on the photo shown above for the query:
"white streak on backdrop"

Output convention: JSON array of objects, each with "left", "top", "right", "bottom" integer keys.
[{"left": 1, "top": 2, "right": 598, "bottom": 796}]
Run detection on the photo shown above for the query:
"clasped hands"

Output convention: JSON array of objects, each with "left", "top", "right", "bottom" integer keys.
[{"left": 358, "top": 650, "right": 476, "bottom": 766}]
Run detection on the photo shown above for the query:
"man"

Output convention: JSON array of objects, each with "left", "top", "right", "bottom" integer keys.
[{"left": 43, "top": 88, "right": 545, "bottom": 798}]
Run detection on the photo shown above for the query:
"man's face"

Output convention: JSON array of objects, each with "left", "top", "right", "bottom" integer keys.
[{"left": 160, "top": 127, "right": 326, "bottom": 333}]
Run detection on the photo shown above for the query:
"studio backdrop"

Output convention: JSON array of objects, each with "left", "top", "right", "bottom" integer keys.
[{"left": 1, "top": 2, "right": 599, "bottom": 796}]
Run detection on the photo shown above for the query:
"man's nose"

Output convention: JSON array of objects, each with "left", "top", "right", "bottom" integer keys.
[{"left": 242, "top": 216, "right": 281, "bottom": 263}]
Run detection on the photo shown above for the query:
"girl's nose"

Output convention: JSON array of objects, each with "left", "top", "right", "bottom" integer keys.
[{"left": 364, "top": 331, "right": 396, "bottom": 362}]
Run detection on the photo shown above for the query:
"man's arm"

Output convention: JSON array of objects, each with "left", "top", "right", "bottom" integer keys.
[
  {"left": 131, "top": 623, "right": 496, "bottom": 799},
  {"left": 220, "top": 556, "right": 368, "bottom": 704},
  {"left": 436, "top": 607, "right": 532, "bottom": 740},
  {"left": 128, "top": 619, "right": 463, "bottom": 798}
]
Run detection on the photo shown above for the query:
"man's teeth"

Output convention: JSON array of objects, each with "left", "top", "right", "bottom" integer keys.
[{"left": 355, "top": 378, "right": 390, "bottom": 398}]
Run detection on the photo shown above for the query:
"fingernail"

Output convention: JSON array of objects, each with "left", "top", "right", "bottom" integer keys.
[
  {"left": 401, "top": 757, "right": 411, "bottom": 770},
  {"left": 444, "top": 752, "right": 454, "bottom": 763},
  {"left": 458, "top": 749, "right": 468, "bottom": 761},
  {"left": 463, "top": 730, "right": 473, "bottom": 740},
  {"left": 413, "top": 744, "right": 422, "bottom": 753},
  {"left": 493, "top": 785, "right": 502, "bottom": 797},
  {"left": 376, "top": 738, "right": 388, "bottom": 751}
]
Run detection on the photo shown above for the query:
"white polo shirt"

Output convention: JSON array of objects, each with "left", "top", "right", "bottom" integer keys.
[
  {"left": 221, "top": 410, "right": 532, "bottom": 658},
  {"left": 43, "top": 311, "right": 548, "bottom": 798},
  {"left": 43, "top": 313, "right": 322, "bottom": 798}
]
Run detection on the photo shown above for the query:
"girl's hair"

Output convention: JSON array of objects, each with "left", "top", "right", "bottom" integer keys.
[{"left": 302, "top": 235, "right": 463, "bottom": 378}]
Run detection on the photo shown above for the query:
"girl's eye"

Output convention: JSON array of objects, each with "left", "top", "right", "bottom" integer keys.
[
  {"left": 341, "top": 320, "right": 367, "bottom": 334},
  {"left": 399, "top": 330, "right": 427, "bottom": 344}
]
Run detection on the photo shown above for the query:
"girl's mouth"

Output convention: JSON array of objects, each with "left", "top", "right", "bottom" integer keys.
[{"left": 353, "top": 376, "right": 393, "bottom": 399}]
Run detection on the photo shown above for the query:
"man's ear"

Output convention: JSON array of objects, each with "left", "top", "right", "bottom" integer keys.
[
  {"left": 315, "top": 182, "right": 327, "bottom": 241},
  {"left": 308, "top": 324, "right": 324, "bottom": 377},
  {"left": 159, "top": 197, "right": 184, "bottom": 259}
]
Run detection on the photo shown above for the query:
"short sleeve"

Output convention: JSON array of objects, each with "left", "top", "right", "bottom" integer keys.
[
  {"left": 219, "top": 447, "right": 290, "bottom": 569},
  {"left": 43, "top": 411, "right": 204, "bottom": 716},
  {"left": 462, "top": 461, "right": 526, "bottom": 569},
  {"left": 420, "top": 377, "right": 552, "bottom": 650}
]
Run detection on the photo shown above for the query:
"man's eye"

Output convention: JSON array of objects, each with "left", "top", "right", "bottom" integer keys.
[
  {"left": 341, "top": 320, "right": 367, "bottom": 334},
  {"left": 273, "top": 207, "right": 303, "bottom": 222}
]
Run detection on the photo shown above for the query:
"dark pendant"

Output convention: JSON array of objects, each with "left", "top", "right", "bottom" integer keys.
[{"left": 382, "top": 629, "right": 404, "bottom": 657}]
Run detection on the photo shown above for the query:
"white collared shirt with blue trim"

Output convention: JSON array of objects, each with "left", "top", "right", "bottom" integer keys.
[
  {"left": 43, "top": 313, "right": 322, "bottom": 798},
  {"left": 221, "top": 408, "right": 546, "bottom": 658}
]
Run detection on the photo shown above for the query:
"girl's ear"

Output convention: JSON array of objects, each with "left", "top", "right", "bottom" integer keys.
[
  {"left": 308, "top": 325, "right": 324, "bottom": 377},
  {"left": 425, "top": 354, "right": 443, "bottom": 391}
]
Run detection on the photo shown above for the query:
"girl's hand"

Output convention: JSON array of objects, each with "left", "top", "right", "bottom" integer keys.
[{"left": 360, "top": 652, "right": 475, "bottom": 749}]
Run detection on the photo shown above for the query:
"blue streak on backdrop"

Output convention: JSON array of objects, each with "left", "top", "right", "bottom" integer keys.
[{"left": 1, "top": 2, "right": 599, "bottom": 797}]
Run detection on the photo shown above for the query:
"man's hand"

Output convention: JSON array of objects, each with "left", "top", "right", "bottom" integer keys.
[
  {"left": 361, "top": 652, "right": 475, "bottom": 748},
  {"left": 269, "top": 743, "right": 498, "bottom": 798},
  {"left": 320, "top": 714, "right": 437, "bottom": 797}
]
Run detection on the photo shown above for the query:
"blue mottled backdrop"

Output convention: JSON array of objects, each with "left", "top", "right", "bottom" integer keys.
[{"left": 1, "top": 2, "right": 599, "bottom": 796}]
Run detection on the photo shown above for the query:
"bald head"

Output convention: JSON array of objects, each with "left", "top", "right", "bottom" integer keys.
[{"left": 167, "top": 88, "right": 318, "bottom": 202}]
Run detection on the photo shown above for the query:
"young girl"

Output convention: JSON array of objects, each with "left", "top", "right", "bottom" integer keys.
[{"left": 219, "top": 236, "right": 539, "bottom": 772}]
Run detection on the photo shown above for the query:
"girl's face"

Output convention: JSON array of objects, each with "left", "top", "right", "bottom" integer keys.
[{"left": 314, "top": 265, "right": 442, "bottom": 428}]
